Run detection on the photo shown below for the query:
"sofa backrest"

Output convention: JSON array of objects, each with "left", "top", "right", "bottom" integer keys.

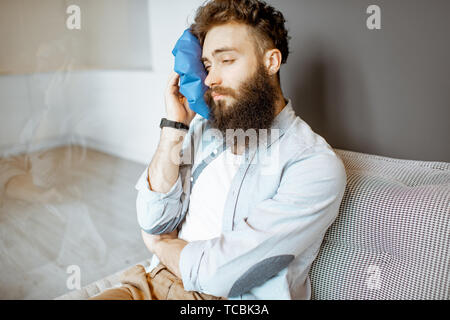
[{"left": 309, "top": 149, "right": 450, "bottom": 300}]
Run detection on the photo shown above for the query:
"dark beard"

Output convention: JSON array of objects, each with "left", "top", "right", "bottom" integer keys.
[{"left": 204, "top": 64, "right": 278, "bottom": 137}]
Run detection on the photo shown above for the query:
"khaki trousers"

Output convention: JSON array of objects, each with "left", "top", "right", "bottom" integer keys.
[{"left": 90, "top": 263, "right": 225, "bottom": 300}]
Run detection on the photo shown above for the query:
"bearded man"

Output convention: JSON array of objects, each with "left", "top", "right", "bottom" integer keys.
[{"left": 92, "top": 0, "right": 347, "bottom": 300}]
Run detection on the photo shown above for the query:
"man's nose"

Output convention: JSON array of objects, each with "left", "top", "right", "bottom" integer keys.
[{"left": 204, "top": 68, "right": 222, "bottom": 88}]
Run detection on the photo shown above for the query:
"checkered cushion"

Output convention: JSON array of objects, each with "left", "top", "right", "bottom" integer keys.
[{"left": 309, "top": 149, "right": 450, "bottom": 300}]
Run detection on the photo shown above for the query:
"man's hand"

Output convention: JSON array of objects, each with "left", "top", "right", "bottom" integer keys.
[
  {"left": 165, "top": 71, "right": 196, "bottom": 126},
  {"left": 141, "top": 229, "right": 178, "bottom": 254},
  {"left": 141, "top": 229, "right": 188, "bottom": 279}
]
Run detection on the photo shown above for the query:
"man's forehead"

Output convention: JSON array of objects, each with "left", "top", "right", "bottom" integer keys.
[
  {"left": 202, "top": 23, "right": 253, "bottom": 60},
  {"left": 201, "top": 47, "right": 239, "bottom": 63}
]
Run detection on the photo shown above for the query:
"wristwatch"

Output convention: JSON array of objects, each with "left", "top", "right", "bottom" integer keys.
[{"left": 159, "top": 118, "right": 189, "bottom": 131}]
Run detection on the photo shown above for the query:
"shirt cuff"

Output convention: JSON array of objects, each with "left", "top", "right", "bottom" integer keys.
[{"left": 179, "top": 240, "right": 207, "bottom": 292}]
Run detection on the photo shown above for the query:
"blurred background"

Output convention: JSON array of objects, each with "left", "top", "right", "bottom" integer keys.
[{"left": 0, "top": 0, "right": 448, "bottom": 299}]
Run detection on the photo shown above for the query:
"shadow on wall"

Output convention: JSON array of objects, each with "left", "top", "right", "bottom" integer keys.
[{"left": 283, "top": 38, "right": 379, "bottom": 156}]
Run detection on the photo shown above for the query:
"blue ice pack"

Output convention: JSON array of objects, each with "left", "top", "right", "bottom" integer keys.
[{"left": 172, "top": 29, "right": 210, "bottom": 119}]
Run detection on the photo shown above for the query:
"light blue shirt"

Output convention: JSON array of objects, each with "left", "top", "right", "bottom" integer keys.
[{"left": 135, "top": 99, "right": 347, "bottom": 299}]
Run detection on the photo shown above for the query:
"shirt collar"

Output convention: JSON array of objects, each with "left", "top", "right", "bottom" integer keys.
[
  {"left": 270, "top": 98, "right": 296, "bottom": 134},
  {"left": 259, "top": 98, "right": 296, "bottom": 149}
]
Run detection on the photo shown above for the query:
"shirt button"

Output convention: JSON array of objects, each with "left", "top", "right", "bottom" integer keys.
[{"left": 190, "top": 176, "right": 194, "bottom": 182}]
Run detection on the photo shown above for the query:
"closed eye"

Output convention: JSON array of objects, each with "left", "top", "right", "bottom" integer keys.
[{"left": 204, "top": 59, "right": 235, "bottom": 73}]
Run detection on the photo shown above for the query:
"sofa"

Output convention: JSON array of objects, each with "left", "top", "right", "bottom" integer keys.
[{"left": 56, "top": 148, "right": 450, "bottom": 300}]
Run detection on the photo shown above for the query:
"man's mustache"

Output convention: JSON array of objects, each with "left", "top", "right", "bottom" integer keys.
[{"left": 205, "top": 87, "right": 237, "bottom": 99}]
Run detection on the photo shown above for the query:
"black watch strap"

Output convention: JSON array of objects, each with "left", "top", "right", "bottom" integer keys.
[{"left": 159, "top": 118, "right": 189, "bottom": 131}]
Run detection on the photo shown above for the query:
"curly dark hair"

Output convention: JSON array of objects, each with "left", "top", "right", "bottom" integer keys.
[{"left": 190, "top": 0, "right": 290, "bottom": 65}]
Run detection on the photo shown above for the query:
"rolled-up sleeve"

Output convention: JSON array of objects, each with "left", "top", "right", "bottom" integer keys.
[
  {"left": 135, "top": 115, "right": 206, "bottom": 235},
  {"left": 135, "top": 167, "right": 185, "bottom": 234},
  {"left": 179, "top": 147, "right": 347, "bottom": 298}
]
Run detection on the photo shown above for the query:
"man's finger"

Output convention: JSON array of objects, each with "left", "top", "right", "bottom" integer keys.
[{"left": 168, "top": 71, "right": 180, "bottom": 87}]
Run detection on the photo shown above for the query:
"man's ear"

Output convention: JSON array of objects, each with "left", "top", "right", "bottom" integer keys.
[{"left": 263, "top": 49, "right": 282, "bottom": 75}]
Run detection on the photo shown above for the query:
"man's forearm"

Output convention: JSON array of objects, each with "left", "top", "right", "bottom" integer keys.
[
  {"left": 154, "top": 238, "right": 188, "bottom": 279},
  {"left": 148, "top": 127, "right": 187, "bottom": 193}
]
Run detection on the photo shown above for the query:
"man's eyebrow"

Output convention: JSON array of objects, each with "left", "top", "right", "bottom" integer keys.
[{"left": 201, "top": 47, "right": 238, "bottom": 63}]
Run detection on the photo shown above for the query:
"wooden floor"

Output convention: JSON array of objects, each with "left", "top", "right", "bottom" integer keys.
[{"left": 0, "top": 146, "right": 151, "bottom": 299}]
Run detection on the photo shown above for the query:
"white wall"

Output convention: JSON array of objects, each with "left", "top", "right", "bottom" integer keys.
[
  {"left": 0, "top": 0, "right": 152, "bottom": 74},
  {"left": 0, "top": 0, "right": 205, "bottom": 164}
]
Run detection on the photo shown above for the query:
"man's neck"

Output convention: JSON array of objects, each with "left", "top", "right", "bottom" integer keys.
[{"left": 274, "top": 90, "right": 288, "bottom": 117}]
